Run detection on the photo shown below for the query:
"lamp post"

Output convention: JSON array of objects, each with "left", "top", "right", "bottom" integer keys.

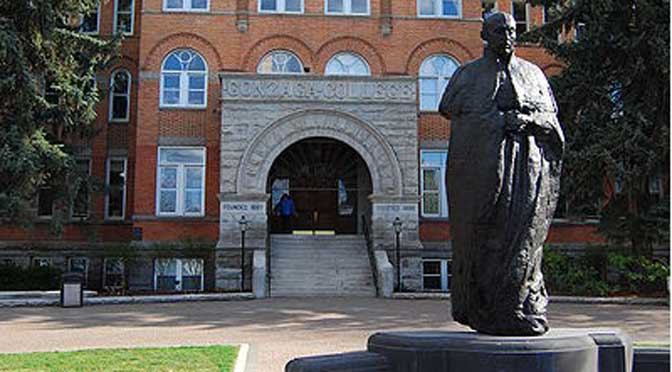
[
  {"left": 393, "top": 217, "right": 403, "bottom": 292},
  {"left": 239, "top": 215, "right": 248, "bottom": 292}
]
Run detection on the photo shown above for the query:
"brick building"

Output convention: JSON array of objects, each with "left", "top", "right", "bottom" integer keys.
[{"left": 1, "top": 0, "right": 608, "bottom": 296}]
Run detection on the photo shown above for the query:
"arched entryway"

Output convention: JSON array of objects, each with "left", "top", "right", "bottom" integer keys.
[{"left": 267, "top": 137, "right": 372, "bottom": 235}]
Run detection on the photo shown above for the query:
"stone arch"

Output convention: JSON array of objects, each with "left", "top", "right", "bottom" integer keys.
[
  {"left": 405, "top": 38, "right": 474, "bottom": 75},
  {"left": 316, "top": 36, "right": 386, "bottom": 75},
  {"left": 241, "top": 35, "right": 315, "bottom": 72},
  {"left": 236, "top": 110, "right": 403, "bottom": 197},
  {"left": 143, "top": 32, "right": 223, "bottom": 71}
]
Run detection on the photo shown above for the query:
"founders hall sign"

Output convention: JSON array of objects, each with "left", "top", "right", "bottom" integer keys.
[{"left": 219, "top": 74, "right": 416, "bottom": 104}]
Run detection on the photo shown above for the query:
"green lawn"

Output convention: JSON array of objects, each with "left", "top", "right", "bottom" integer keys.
[{"left": 0, "top": 345, "right": 239, "bottom": 372}]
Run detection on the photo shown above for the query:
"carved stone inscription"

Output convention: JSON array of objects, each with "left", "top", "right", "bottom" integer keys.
[{"left": 221, "top": 76, "right": 416, "bottom": 103}]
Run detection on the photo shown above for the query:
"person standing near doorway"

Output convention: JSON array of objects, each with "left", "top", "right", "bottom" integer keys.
[{"left": 275, "top": 193, "right": 297, "bottom": 233}]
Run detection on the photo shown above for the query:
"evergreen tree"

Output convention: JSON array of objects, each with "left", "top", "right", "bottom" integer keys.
[
  {"left": 0, "top": 0, "right": 119, "bottom": 225},
  {"left": 525, "top": 0, "right": 669, "bottom": 255}
]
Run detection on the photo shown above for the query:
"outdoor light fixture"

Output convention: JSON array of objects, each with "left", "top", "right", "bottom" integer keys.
[
  {"left": 239, "top": 215, "right": 248, "bottom": 292},
  {"left": 393, "top": 217, "right": 403, "bottom": 291}
]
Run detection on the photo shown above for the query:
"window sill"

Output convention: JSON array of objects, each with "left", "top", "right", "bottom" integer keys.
[
  {"left": 420, "top": 217, "right": 450, "bottom": 222},
  {"left": 324, "top": 12, "right": 370, "bottom": 17},
  {"left": 417, "top": 15, "right": 462, "bottom": 20},
  {"left": 257, "top": 10, "right": 304, "bottom": 15},
  {"left": 159, "top": 105, "right": 207, "bottom": 111},
  {"left": 162, "top": 8, "right": 210, "bottom": 13}
]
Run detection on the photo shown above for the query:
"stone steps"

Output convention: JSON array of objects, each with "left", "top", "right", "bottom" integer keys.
[{"left": 269, "top": 234, "right": 376, "bottom": 297}]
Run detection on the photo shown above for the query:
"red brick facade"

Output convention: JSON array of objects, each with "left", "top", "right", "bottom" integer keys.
[{"left": 1, "top": 0, "right": 607, "bottom": 289}]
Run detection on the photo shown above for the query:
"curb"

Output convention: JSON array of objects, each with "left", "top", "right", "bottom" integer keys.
[
  {"left": 0, "top": 293, "right": 255, "bottom": 308},
  {"left": 391, "top": 292, "right": 668, "bottom": 306},
  {"left": 234, "top": 343, "right": 250, "bottom": 372}
]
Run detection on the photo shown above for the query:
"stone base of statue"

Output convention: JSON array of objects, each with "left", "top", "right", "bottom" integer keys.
[{"left": 286, "top": 329, "right": 633, "bottom": 372}]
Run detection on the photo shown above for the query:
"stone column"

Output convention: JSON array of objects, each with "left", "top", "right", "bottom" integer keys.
[
  {"left": 370, "top": 195, "right": 422, "bottom": 291},
  {"left": 216, "top": 193, "right": 269, "bottom": 291}
]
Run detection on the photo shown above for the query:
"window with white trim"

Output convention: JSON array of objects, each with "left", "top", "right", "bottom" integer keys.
[
  {"left": 257, "top": 51, "right": 304, "bottom": 74},
  {"left": 109, "top": 70, "right": 131, "bottom": 122},
  {"left": 511, "top": 0, "right": 529, "bottom": 35},
  {"left": 326, "top": 0, "right": 369, "bottom": 15},
  {"left": 422, "top": 259, "right": 451, "bottom": 291},
  {"left": 325, "top": 52, "right": 371, "bottom": 76},
  {"left": 156, "top": 147, "right": 206, "bottom": 216},
  {"left": 419, "top": 55, "right": 459, "bottom": 111},
  {"left": 421, "top": 150, "right": 448, "bottom": 218},
  {"left": 164, "top": 0, "right": 209, "bottom": 11},
  {"left": 114, "top": 0, "right": 134, "bottom": 35},
  {"left": 105, "top": 158, "right": 127, "bottom": 219},
  {"left": 72, "top": 158, "right": 91, "bottom": 218},
  {"left": 418, "top": 0, "right": 461, "bottom": 18},
  {"left": 154, "top": 258, "right": 204, "bottom": 291},
  {"left": 160, "top": 49, "right": 208, "bottom": 108},
  {"left": 80, "top": 2, "right": 100, "bottom": 34},
  {"left": 103, "top": 258, "right": 125, "bottom": 289},
  {"left": 259, "top": 0, "right": 303, "bottom": 13}
]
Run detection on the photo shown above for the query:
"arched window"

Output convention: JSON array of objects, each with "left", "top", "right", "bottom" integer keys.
[
  {"left": 419, "top": 55, "right": 459, "bottom": 111},
  {"left": 109, "top": 69, "right": 131, "bottom": 122},
  {"left": 257, "top": 51, "right": 304, "bottom": 74},
  {"left": 160, "top": 49, "right": 208, "bottom": 108},
  {"left": 325, "top": 52, "right": 370, "bottom": 76}
]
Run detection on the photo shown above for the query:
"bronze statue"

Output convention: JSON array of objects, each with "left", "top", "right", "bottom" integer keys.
[{"left": 439, "top": 11, "right": 564, "bottom": 336}]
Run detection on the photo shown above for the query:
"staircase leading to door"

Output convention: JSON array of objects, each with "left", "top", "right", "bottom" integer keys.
[{"left": 270, "top": 234, "right": 377, "bottom": 297}]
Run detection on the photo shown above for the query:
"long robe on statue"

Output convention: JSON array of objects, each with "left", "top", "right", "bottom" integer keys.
[{"left": 439, "top": 49, "right": 564, "bottom": 336}]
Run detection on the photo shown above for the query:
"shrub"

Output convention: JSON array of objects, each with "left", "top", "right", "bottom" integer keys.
[
  {"left": 0, "top": 263, "right": 62, "bottom": 290},
  {"left": 543, "top": 246, "right": 669, "bottom": 297}
]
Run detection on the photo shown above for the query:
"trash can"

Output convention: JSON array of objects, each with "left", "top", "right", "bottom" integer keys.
[{"left": 61, "top": 273, "right": 84, "bottom": 308}]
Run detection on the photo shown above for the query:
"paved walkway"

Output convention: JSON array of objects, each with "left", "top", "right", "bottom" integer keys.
[{"left": 0, "top": 298, "right": 668, "bottom": 371}]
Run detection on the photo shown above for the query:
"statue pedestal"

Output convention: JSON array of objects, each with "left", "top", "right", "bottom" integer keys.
[
  {"left": 286, "top": 329, "right": 633, "bottom": 372},
  {"left": 367, "top": 329, "right": 632, "bottom": 372}
]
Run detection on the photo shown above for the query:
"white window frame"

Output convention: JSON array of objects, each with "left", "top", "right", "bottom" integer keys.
[
  {"left": 155, "top": 147, "right": 206, "bottom": 217},
  {"left": 420, "top": 150, "right": 449, "bottom": 218},
  {"left": 105, "top": 157, "right": 127, "bottom": 220},
  {"left": 163, "top": 0, "right": 210, "bottom": 12},
  {"left": 109, "top": 70, "right": 131, "bottom": 122},
  {"left": 325, "top": 0, "right": 370, "bottom": 16},
  {"left": 417, "top": 0, "right": 462, "bottom": 19},
  {"left": 511, "top": 0, "right": 530, "bottom": 34},
  {"left": 113, "top": 0, "right": 135, "bottom": 35},
  {"left": 422, "top": 259, "right": 451, "bottom": 291},
  {"left": 103, "top": 257, "right": 125, "bottom": 288},
  {"left": 258, "top": 0, "right": 304, "bottom": 14},
  {"left": 153, "top": 258, "right": 204, "bottom": 292},
  {"left": 419, "top": 54, "right": 459, "bottom": 112},
  {"left": 257, "top": 50, "right": 305, "bottom": 75},
  {"left": 80, "top": 2, "right": 101, "bottom": 34},
  {"left": 160, "top": 50, "right": 208, "bottom": 109},
  {"left": 325, "top": 52, "right": 371, "bottom": 76}
]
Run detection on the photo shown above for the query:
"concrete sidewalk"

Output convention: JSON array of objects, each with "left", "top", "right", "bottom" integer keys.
[{"left": 0, "top": 298, "right": 668, "bottom": 371}]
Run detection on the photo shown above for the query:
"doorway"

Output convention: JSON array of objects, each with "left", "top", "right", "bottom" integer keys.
[{"left": 267, "top": 137, "right": 372, "bottom": 234}]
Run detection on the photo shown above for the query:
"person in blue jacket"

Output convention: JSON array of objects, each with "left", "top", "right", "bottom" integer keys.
[{"left": 275, "top": 193, "right": 297, "bottom": 233}]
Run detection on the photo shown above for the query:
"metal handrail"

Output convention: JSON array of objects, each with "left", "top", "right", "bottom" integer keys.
[{"left": 361, "top": 215, "right": 379, "bottom": 297}]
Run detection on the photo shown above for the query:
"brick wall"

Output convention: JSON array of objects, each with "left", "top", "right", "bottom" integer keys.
[{"left": 3, "top": 0, "right": 606, "bottom": 248}]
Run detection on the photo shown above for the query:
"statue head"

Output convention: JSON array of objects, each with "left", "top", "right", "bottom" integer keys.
[{"left": 481, "top": 11, "right": 517, "bottom": 58}]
